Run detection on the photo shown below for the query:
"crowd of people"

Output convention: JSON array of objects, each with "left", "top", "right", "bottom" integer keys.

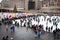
[
  {"left": 12, "top": 16, "right": 60, "bottom": 39},
  {"left": 46, "top": 26, "right": 53, "bottom": 32},
  {"left": 1, "top": 15, "right": 60, "bottom": 40}
]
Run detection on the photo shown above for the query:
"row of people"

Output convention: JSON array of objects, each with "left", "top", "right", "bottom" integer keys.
[
  {"left": 46, "top": 26, "right": 53, "bottom": 32},
  {"left": 2, "top": 36, "right": 8, "bottom": 40}
]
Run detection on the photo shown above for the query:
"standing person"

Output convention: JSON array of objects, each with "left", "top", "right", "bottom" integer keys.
[
  {"left": 10, "top": 26, "right": 13, "bottom": 33},
  {"left": 2, "top": 36, "right": 6, "bottom": 40},
  {"left": 27, "top": 20, "right": 29, "bottom": 28},
  {"left": 26, "top": 19, "right": 28, "bottom": 31},
  {"left": 17, "top": 22, "right": 19, "bottom": 27},
  {"left": 24, "top": 22, "right": 26, "bottom": 27},
  {"left": 48, "top": 27, "right": 50, "bottom": 33},
  {"left": 51, "top": 26, "right": 53, "bottom": 32},
  {"left": 10, "top": 25, "right": 15, "bottom": 32},
  {"left": 30, "top": 20, "right": 32, "bottom": 28},
  {"left": 26, "top": 22, "right": 28, "bottom": 31},
  {"left": 0, "top": 21, "right": 2, "bottom": 26},
  {"left": 20, "top": 20, "right": 22, "bottom": 27},
  {"left": 29, "top": 20, "right": 31, "bottom": 28},
  {"left": 6, "top": 36, "right": 8, "bottom": 40},
  {"left": 12, "top": 25, "right": 15, "bottom": 32},
  {"left": 20, "top": 19, "right": 23, "bottom": 27},
  {"left": 46, "top": 26, "right": 48, "bottom": 32},
  {"left": 37, "top": 29, "right": 41, "bottom": 39},
  {"left": 6, "top": 25, "right": 8, "bottom": 32}
]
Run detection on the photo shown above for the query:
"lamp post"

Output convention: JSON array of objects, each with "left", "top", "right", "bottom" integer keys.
[{"left": 24, "top": 0, "right": 25, "bottom": 10}]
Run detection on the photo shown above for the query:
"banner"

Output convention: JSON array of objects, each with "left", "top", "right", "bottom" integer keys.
[
  {"left": 18, "top": 13, "right": 27, "bottom": 17},
  {"left": 2, "top": 13, "right": 16, "bottom": 19}
]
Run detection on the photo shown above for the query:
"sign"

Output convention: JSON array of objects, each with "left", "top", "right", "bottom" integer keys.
[{"left": 18, "top": 13, "right": 27, "bottom": 17}]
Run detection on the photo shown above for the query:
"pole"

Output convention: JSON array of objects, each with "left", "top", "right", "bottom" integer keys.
[{"left": 24, "top": 0, "right": 25, "bottom": 10}]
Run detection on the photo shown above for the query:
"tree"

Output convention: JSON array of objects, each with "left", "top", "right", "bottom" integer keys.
[{"left": 13, "top": 4, "right": 17, "bottom": 11}]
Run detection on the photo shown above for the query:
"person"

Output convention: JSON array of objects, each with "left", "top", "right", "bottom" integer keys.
[
  {"left": 17, "top": 22, "right": 19, "bottom": 27},
  {"left": 30, "top": 20, "right": 32, "bottom": 28},
  {"left": 12, "top": 25, "right": 15, "bottom": 32},
  {"left": 48, "top": 27, "right": 50, "bottom": 33},
  {"left": 2, "top": 36, "right": 6, "bottom": 40},
  {"left": 26, "top": 20, "right": 28, "bottom": 31},
  {"left": 51, "top": 26, "right": 53, "bottom": 32},
  {"left": 26, "top": 24, "right": 28, "bottom": 31},
  {"left": 46, "top": 26, "right": 48, "bottom": 32},
  {"left": 0, "top": 21, "right": 2, "bottom": 26},
  {"left": 6, "top": 25, "right": 8, "bottom": 32},
  {"left": 20, "top": 19, "right": 23, "bottom": 27},
  {"left": 24, "top": 23, "right": 26, "bottom": 27},
  {"left": 6, "top": 36, "right": 8, "bottom": 40},
  {"left": 10, "top": 25, "right": 15, "bottom": 32},
  {"left": 53, "top": 30, "right": 56, "bottom": 39},
  {"left": 28, "top": 21, "right": 30, "bottom": 28},
  {"left": 37, "top": 29, "right": 41, "bottom": 38},
  {"left": 10, "top": 26, "right": 13, "bottom": 32}
]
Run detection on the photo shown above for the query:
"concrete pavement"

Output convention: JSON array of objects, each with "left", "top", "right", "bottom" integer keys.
[{"left": 0, "top": 24, "right": 54, "bottom": 40}]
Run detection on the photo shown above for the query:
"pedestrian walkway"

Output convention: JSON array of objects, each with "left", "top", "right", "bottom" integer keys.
[
  {"left": 0, "top": 25, "right": 54, "bottom": 40},
  {"left": 40, "top": 32, "right": 54, "bottom": 40},
  {"left": 14, "top": 27, "right": 38, "bottom": 40}
]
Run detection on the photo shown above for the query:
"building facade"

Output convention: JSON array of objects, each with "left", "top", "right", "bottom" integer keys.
[{"left": 1, "top": 0, "right": 60, "bottom": 14}]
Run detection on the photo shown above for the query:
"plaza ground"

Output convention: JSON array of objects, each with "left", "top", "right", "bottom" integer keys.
[{"left": 0, "top": 24, "right": 54, "bottom": 40}]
